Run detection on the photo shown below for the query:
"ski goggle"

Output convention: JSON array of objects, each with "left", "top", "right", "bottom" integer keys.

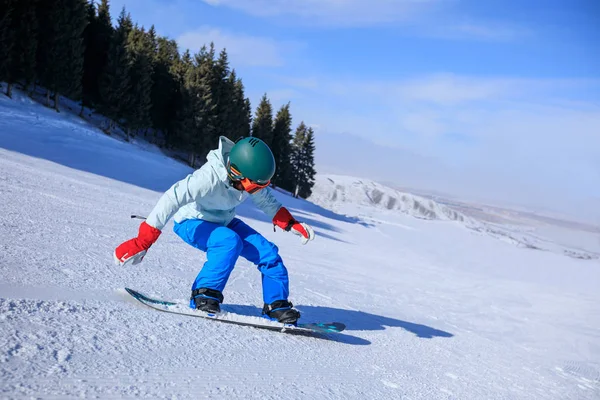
[{"left": 228, "top": 163, "right": 270, "bottom": 194}]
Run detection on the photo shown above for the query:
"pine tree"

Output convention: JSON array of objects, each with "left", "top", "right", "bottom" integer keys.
[
  {"left": 173, "top": 46, "right": 217, "bottom": 165},
  {"left": 271, "top": 103, "right": 293, "bottom": 189},
  {"left": 213, "top": 48, "right": 234, "bottom": 140},
  {"left": 290, "top": 122, "right": 316, "bottom": 198},
  {"left": 189, "top": 45, "right": 217, "bottom": 161},
  {"left": 147, "top": 24, "right": 157, "bottom": 54},
  {"left": 35, "top": 0, "right": 62, "bottom": 105},
  {"left": 124, "top": 25, "right": 153, "bottom": 136},
  {"left": 81, "top": 0, "right": 96, "bottom": 108},
  {"left": 228, "top": 70, "right": 251, "bottom": 139},
  {"left": 55, "top": 0, "right": 87, "bottom": 110},
  {"left": 172, "top": 49, "right": 192, "bottom": 84},
  {"left": 290, "top": 121, "right": 307, "bottom": 197},
  {"left": 0, "top": 0, "right": 15, "bottom": 92},
  {"left": 82, "top": 0, "right": 112, "bottom": 111},
  {"left": 297, "top": 126, "right": 316, "bottom": 198},
  {"left": 150, "top": 36, "right": 180, "bottom": 142},
  {"left": 251, "top": 93, "right": 273, "bottom": 146},
  {"left": 171, "top": 49, "right": 195, "bottom": 150},
  {"left": 200, "top": 43, "right": 220, "bottom": 149},
  {"left": 35, "top": 0, "right": 87, "bottom": 110},
  {"left": 4, "top": 0, "right": 38, "bottom": 97},
  {"left": 243, "top": 98, "right": 252, "bottom": 135},
  {"left": 99, "top": 7, "right": 132, "bottom": 133}
]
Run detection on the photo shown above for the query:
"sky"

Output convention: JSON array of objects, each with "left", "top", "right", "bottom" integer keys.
[{"left": 107, "top": 0, "right": 600, "bottom": 222}]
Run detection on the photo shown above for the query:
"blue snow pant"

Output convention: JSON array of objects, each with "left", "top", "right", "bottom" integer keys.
[{"left": 173, "top": 218, "right": 290, "bottom": 307}]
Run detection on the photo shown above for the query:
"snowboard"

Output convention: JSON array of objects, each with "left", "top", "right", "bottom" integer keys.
[{"left": 124, "top": 288, "right": 345, "bottom": 335}]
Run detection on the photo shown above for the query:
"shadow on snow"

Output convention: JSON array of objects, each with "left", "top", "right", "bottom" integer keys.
[{"left": 224, "top": 304, "right": 454, "bottom": 341}]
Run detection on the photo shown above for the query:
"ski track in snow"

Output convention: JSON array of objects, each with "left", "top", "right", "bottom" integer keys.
[{"left": 1, "top": 90, "right": 600, "bottom": 399}]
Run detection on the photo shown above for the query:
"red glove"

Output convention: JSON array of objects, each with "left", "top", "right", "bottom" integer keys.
[
  {"left": 114, "top": 222, "right": 161, "bottom": 266},
  {"left": 273, "top": 207, "right": 315, "bottom": 245}
]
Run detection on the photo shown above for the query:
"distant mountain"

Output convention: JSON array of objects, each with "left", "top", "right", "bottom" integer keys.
[
  {"left": 309, "top": 174, "right": 478, "bottom": 225},
  {"left": 308, "top": 174, "right": 599, "bottom": 260}
]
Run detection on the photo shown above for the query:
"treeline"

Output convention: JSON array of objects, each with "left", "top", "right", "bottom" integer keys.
[{"left": 0, "top": 0, "right": 316, "bottom": 197}]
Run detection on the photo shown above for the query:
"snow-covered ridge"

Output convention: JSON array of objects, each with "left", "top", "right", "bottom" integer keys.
[
  {"left": 308, "top": 174, "right": 599, "bottom": 260},
  {"left": 309, "top": 174, "right": 477, "bottom": 225}
]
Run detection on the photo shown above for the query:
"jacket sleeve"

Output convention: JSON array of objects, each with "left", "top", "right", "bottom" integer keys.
[
  {"left": 145, "top": 167, "right": 213, "bottom": 230},
  {"left": 250, "top": 187, "right": 282, "bottom": 219}
]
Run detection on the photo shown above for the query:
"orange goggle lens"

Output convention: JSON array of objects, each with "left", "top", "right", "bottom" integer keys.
[
  {"left": 229, "top": 165, "right": 270, "bottom": 194},
  {"left": 240, "top": 178, "right": 270, "bottom": 194}
]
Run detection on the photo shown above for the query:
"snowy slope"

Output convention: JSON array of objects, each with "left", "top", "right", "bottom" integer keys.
[{"left": 1, "top": 90, "right": 600, "bottom": 399}]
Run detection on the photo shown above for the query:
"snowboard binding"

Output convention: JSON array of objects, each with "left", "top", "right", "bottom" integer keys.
[{"left": 262, "top": 300, "right": 301, "bottom": 325}]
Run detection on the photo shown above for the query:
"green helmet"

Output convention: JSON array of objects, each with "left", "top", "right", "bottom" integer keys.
[{"left": 228, "top": 137, "right": 276, "bottom": 184}]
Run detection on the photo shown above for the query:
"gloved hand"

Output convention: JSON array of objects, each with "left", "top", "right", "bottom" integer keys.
[
  {"left": 114, "top": 221, "right": 162, "bottom": 266},
  {"left": 273, "top": 207, "right": 315, "bottom": 245}
]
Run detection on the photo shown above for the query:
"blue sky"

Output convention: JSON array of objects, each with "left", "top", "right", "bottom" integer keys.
[{"left": 108, "top": 0, "right": 600, "bottom": 220}]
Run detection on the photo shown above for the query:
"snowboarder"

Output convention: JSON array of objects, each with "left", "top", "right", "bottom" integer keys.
[{"left": 113, "top": 136, "right": 315, "bottom": 325}]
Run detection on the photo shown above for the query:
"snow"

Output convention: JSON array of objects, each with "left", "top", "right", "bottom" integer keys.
[{"left": 1, "top": 88, "right": 600, "bottom": 399}]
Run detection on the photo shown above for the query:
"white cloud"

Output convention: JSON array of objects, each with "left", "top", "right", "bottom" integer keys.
[
  {"left": 201, "top": 0, "right": 438, "bottom": 27},
  {"left": 177, "top": 27, "right": 299, "bottom": 67},
  {"left": 398, "top": 75, "right": 514, "bottom": 105},
  {"left": 305, "top": 74, "right": 596, "bottom": 108},
  {"left": 424, "top": 23, "right": 531, "bottom": 42},
  {"left": 200, "top": 0, "right": 528, "bottom": 41},
  {"left": 394, "top": 75, "right": 596, "bottom": 105}
]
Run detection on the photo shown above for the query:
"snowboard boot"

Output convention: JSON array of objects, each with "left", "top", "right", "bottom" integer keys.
[
  {"left": 191, "top": 288, "right": 223, "bottom": 314},
  {"left": 262, "top": 300, "right": 301, "bottom": 325}
]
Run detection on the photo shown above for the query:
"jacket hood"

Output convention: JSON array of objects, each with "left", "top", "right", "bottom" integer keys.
[{"left": 206, "top": 136, "right": 235, "bottom": 182}]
